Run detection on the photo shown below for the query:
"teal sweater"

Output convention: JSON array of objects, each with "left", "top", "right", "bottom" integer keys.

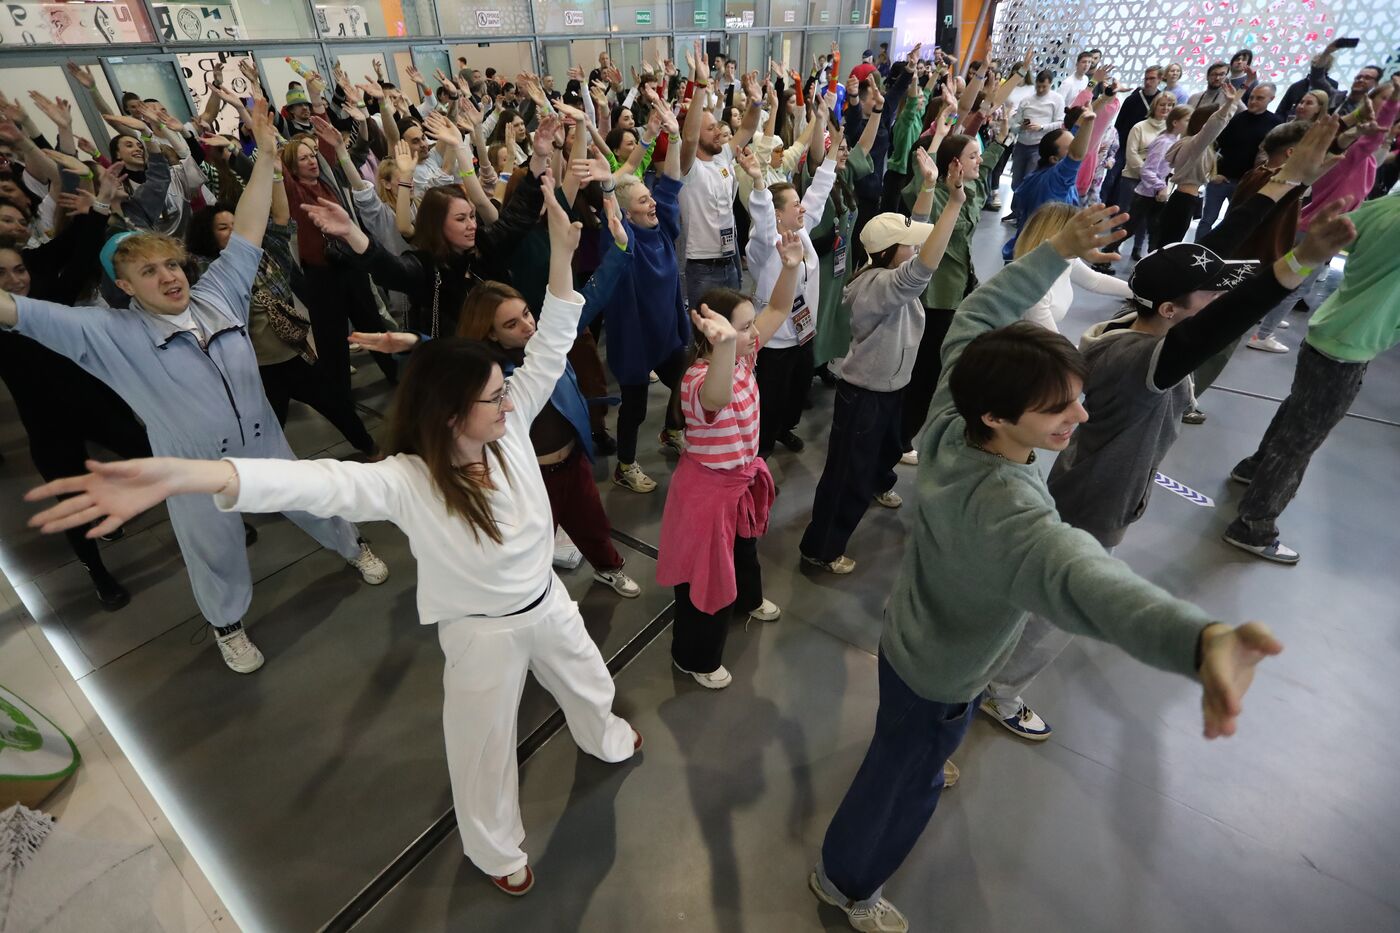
[{"left": 882, "top": 242, "right": 1215, "bottom": 703}]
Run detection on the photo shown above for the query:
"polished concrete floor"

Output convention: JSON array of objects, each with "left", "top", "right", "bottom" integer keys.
[{"left": 2, "top": 208, "right": 1398, "bottom": 933}]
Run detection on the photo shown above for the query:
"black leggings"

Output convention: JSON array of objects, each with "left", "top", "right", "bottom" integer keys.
[
  {"left": 899, "top": 307, "right": 957, "bottom": 451},
  {"left": 303, "top": 266, "right": 398, "bottom": 400},
  {"left": 1155, "top": 190, "right": 1200, "bottom": 248},
  {"left": 259, "top": 355, "right": 376, "bottom": 453},
  {"left": 1126, "top": 194, "right": 1165, "bottom": 256},
  {"left": 671, "top": 536, "right": 762, "bottom": 675},
  {"left": 615, "top": 349, "right": 687, "bottom": 464}
]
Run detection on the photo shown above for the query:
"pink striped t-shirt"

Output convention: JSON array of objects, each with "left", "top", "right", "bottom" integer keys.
[{"left": 680, "top": 351, "right": 760, "bottom": 470}]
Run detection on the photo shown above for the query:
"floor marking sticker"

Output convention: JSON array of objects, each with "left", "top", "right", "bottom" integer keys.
[{"left": 1154, "top": 472, "right": 1214, "bottom": 508}]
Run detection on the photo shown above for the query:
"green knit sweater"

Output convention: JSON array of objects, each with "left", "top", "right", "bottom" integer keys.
[{"left": 881, "top": 242, "right": 1214, "bottom": 703}]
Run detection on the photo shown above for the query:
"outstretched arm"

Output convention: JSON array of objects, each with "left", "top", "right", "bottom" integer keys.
[{"left": 232, "top": 102, "right": 280, "bottom": 248}]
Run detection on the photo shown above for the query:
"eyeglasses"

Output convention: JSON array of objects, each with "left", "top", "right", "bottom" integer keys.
[{"left": 476, "top": 380, "right": 512, "bottom": 413}]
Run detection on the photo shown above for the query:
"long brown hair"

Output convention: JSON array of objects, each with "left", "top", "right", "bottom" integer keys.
[
  {"left": 458, "top": 280, "right": 526, "bottom": 342},
  {"left": 387, "top": 337, "right": 510, "bottom": 544},
  {"left": 412, "top": 185, "right": 472, "bottom": 263}
]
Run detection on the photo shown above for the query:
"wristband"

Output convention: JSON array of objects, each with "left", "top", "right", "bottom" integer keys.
[
  {"left": 668, "top": 133, "right": 680, "bottom": 141},
  {"left": 457, "top": 168, "right": 476, "bottom": 178},
  {"left": 1281, "top": 250, "right": 1315, "bottom": 277},
  {"left": 397, "top": 182, "right": 414, "bottom": 188},
  {"left": 272, "top": 173, "right": 284, "bottom": 182},
  {"left": 600, "top": 183, "right": 616, "bottom": 194}
]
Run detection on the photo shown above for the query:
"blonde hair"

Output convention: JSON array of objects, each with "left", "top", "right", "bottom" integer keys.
[
  {"left": 1299, "top": 89, "right": 1331, "bottom": 119},
  {"left": 375, "top": 159, "right": 398, "bottom": 205},
  {"left": 614, "top": 173, "right": 644, "bottom": 210},
  {"left": 112, "top": 232, "right": 187, "bottom": 278},
  {"left": 1013, "top": 202, "right": 1079, "bottom": 260}
]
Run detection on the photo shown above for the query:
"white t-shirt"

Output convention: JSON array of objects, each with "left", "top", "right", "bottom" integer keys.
[
  {"left": 679, "top": 144, "right": 739, "bottom": 260},
  {"left": 1059, "top": 73, "right": 1090, "bottom": 107}
]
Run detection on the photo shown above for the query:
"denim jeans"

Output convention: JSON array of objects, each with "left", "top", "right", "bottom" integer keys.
[
  {"left": 684, "top": 255, "right": 741, "bottom": 315},
  {"left": 1226, "top": 344, "right": 1367, "bottom": 546},
  {"left": 1194, "top": 179, "right": 1237, "bottom": 242},
  {"left": 1009, "top": 141, "right": 1039, "bottom": 191},
  {"left": 817, "top": 651, "right": 977, "bottom": 908}
]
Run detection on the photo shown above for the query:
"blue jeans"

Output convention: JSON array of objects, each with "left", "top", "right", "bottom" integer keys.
[
  {"left": 684, "top": 255, "right": 740, "bottom": 314},
  {"left": 1194, "top": 178, "right": 1237, "bottom": 242},
  {"left": 1009, "top": 141, "right": 1039, "bottom": 192},
  {"left": 816, "top": 651, "right": 977, "bottom": 907}
]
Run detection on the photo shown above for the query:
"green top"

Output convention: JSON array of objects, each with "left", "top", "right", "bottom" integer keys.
[
  {"left": 902, "top": 140, "right": 1005, "bottom": 310},
  {"left": 808, "top": 145, "right": 874, "bottom": 366},
  {"left": 606, "top": 140, "right": 655, "bottom": 178},
  {"left": 887, "top": 89, "right": 933, "bottom": 175},
  {"left": 882, "top": 241, "right": 1214, "bottom": 703},
  {"left": 1305, "top": 193, "right": 1400, "bottom": 363}
]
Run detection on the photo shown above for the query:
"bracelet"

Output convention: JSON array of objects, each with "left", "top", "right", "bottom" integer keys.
[
  {"left": 1281, "top": 250, "right": 1315, "bottom": 277},
  {"left": 600, "top": 183, "right": 616, "bottom": 194},
  {"left": 668, "top": 133, "right": 680, "bottom": 141},
  {"left": 272, "top": 173, "right": 284, "bottom": 182},
  {"left": 872, "top": 107, "right": 884, "bottom": 113},
  {"left": 920, "top": 184, "right": 936, "bottom": 193},
  {"left": 215, "top": 462, "right": 238, "bottom": 497},
  {"left": 694, "top": 80, "right": 709, "bottom": 87},
  {"left": 457, "top": 168, "right": 476, "bottom": 178},
  {"left": 1272, "top": 177, "right": 1304, "bottom": 188},
  {"left": 398, "top": 182, "right": 414, "bottom": 188}
]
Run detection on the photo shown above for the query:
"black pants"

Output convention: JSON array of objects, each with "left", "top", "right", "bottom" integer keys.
[
  {"left": 799, "top": 381, "right": 903, "bottom": 563},
  {"left": 304, "top": 266, "right": 398, "bottom": 400},
  {"left": 616, "top": 348, "right": 687, "bottom": 464},
  {"left": 24, "top": 389, "right": 152, "bottom": 573},
  {"left": 851, "top": 194, "right": 882, "bottom": 267},
  {"left": 756, "top": 342, "right": 815, "bottom": 456},
  {"left": 671, "top": 536, "right": 762, "bottom": 675},
  {"left": 259, "top": 355, "right": 376, "bottom": 453},
  {"left": 899, "top": 308, "right": 957, "bottom": 451},
  {"left": 985, "top": 144, "right": 1013, "bottom": 204},
  {"left": 881, "top": 168, "right": 912, "bottom": 213},
  {"left": 1155, "top": 189, "right": 1199, "bottom": 248},
  {"left": 1126, "top": 194, "right": 1165, "bottom": 256}
]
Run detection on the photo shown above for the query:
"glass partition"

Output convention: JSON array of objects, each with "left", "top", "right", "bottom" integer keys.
[
  {"left": 450, "top": 42, "right": 537, "bottom": 86},
  {"left": 672, "top": 0, "right": 719, "bottom": 32},
  {"left": 807, "top": 0, "right": 839, "bottom": 28},
  {"left": 723, "top": 0, "right": 761, "bottom": 31},
  {"left": 0, "top": 0, "right": 155, "bottom": 45},
  {"left": 838, "top": 28, "right": 869, "bottom": 75},
  {"left": 314, "top": 0, "right": 436, "bottom": 39},
  {"left": 768, "top": 30, "right": 802, "bottom": 74},
  {"left": 176, "top": 50, "right": 257, "bottom": 135},
  {"left": 108, "top": 57, "right": 194, "bottom": 121},
  {"left": 532, "top": 0, "right": 604, "bottom": 34},
  {"left": 769, "top": 0, "right": 804, "bottom": 28},
  {"left": 150, "top": 0, "right": 314, "bottom": 42},
  {"left": 0, "top": 65, "right": 106, "bottom": 144},
  {"left": 608, "top": 0, "right": 667, "bottom": 33}
]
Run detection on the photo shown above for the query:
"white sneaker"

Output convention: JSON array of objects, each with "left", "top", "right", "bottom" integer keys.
[
  {"left": 674, "top": 661, "right": 732, "bottom": 689},
  {"left": 593, "top": 568, "right": 641, "bottom": 598},
  {"left": 552, "top": 528, "right": 582, "bottom": 569},
  {"left": 979, "top": 696, "right": 1053, "bottom": 740},
  {"left": 899, "top": 449, "right": 918, "bottom": 466},
  {"left": 1248, "top": 335, "right": 1289, "bottom": 353},
  {"left": 613, "top": 461, "right": 657, "bottom": 493},
  {"left": 216, "top": 627, "right": 264, "bottom": 673},
  {"left": 873, "top": 490, "right": 903, "bottom": 509},
  {"left": 349, "top": 542, "right": 389, "bottom": 584},
  {"left": 809, "top": 872, "right": 909, "bottom": 932},
  {"left": 748, "top": 598, "right": 781, "bottom": 622}
]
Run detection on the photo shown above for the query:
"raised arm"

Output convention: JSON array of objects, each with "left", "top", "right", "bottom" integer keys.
[
  {"left": 65, "top": 62, "right": 114, "bottom": 118},
  {"left": 855, "top": 82, "right": 884, "bottom": 156},
  {"left": 232, "top": 103, "right": 280, "bottom": 248},
  {"left": 731, "top": 72, "right": 765, "bottom": 152},
  {"left": 753, "top": 230, "right": 804, "bottom": 345}
]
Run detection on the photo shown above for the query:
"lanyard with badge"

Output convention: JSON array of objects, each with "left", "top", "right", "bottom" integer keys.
[
  {"left": 718, "top": 163, "right": 736, "bottom": 256},
  {"left": 832, "top": 232, "right": 848, "bottom": 277},
  {"left": 789, "top": 260, "right": 814, "bottom": 345}
]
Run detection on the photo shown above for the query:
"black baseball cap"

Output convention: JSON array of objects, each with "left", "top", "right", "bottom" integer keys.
[{"left": 1128, "top": 243, "right": 1259, "bottom": 308}]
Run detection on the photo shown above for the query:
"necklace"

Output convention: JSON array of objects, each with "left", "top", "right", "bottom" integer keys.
[{"left": 969, "top": 439, "right": 1035, "bottom": 464}]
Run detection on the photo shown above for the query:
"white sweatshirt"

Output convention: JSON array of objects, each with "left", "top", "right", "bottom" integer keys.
[
  {"left": 744, "top": 159, "right": 837, "bottom": 350},
  {"left": 1022, "top": 259, "right": 1134, "bottom": 334},
  {"left": 217, "top": 288, "right": 586, "bottom": 623}
]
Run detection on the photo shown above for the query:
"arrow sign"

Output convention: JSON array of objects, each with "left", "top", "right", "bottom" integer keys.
[{"left": 1153, "top": 472, "right": 1214, "bottom": 508}]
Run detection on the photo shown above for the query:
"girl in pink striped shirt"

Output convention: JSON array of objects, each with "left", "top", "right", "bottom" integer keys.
[{"left": 655, "top": 231, "right": 804, "bottom": 689}]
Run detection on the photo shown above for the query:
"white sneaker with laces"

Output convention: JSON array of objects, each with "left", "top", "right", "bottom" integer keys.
[
  {"left": 899, "top": 450, "right": 918, "bottom": 466},
  {"left": 748, "top": 598, "right": 781, "bottom": 622},
  {"left": 809, "top": 872, "right": 909, "bottom": 932},
  {"left": 349, "top": 542, "right": 389, "bottom": 584},
  {"left": 593, "top": 568, "right": 641, "bottom": 598},
  {"left": 216, "top": 627, "right": 265, "bottom": 673},
  {"left": 979, "top": 696, "right": 1053, "bottom": 740},
  {"left": 674, "top": 661, "right": 733, "bottom": 689},
  {"left": 613, "top": 461, "right": 657, "bottom": 493},
  {"left": 1248, "top": 335, "right": 1289, "bottom": 353},
  {"left": 873, "top": 490, "right": 903, "bottom": 509},
  {"left": 552, "top": 528, "right": 583, "bottom": 569}
]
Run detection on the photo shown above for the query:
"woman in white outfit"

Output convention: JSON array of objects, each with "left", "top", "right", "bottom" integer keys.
[
  {"left": 1015, "top": 202, "right": 1133, "bottom": 334},
  {"left": 22, "top": 178, "right": 638, "bottom": 899}
]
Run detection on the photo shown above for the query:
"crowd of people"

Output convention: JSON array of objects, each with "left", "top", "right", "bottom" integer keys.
[{"left": 2, "top": 33, "right": 1397, "bottom": 931}]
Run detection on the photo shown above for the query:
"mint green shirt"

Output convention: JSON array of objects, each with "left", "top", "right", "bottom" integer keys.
[
  {"left": 1305, "top": 192, "right": 1400, "bottom": 363},
  {"left": 882, "top": 242, "right": 1214, "bottom": 703}
]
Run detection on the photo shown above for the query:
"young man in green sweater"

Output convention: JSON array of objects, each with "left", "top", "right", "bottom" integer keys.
[{"left": 809, "top": 205, "right": 1283, "bottom": 933}]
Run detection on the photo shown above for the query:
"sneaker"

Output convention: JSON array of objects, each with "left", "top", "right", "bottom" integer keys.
[
  {"left": 658, "top": 428, "right": 686, "bottom": 454},
  {"left": 552, "top": 528, "right": 583, "bottom": 569},
  {"left": 85, "top": 564, "right": 131, "bottom": 611},
  {"left": 1001, "top": 213, "right": 1017, "bottom": 225},
  {"left": 942, "top": 759, "right": 960, "bottom": 789},
  {"left": 984, "top": 197, "right": 1002, "bottom": 211},
  {"left": 899, "top": 449, "right": 919, "bottom": 466},
  {"left": 674, "top": 660, "right": 732, "bottom": 689},
  {"left": 1248, "top": 335, "right": 1289, "bottom": 353},
  {"left": 648, "top": 370, "right": 660, "bottom": 383},
  {"left": 592, "top": 430, "right": 617, "bottom": 457},
  {"left": 748, "top": 598, "right": 781, "bottom": 622},
  {"left": 1222, "top": 534, "right": 1300, "bottom": 564},
  {"left": 808, "top": 872, "right": 909, "bottom": 933},
  {"left": 979, "top": 697, "right": 1053, "bottom": 741},
  {"left": 1228, "top": 463, "right": 1255, "bottom": 485},
  {"left": 778, "top": 430, "right": 805, "bottom": 452},
  {"left": 613, "top": 461, "right": 658, "bottom": 493},
  {"left": 349, "top": 541, "right": 389, "bottom": 584},
  {"left": 216, "top": 627, "right": 265, "bottom": 674},
  {"left": 873, "top": 490, "right": 903, "bottom": 509},
  {"left": 594, "top": 567, "right": 641, "bottom": 598},
  {"left": 633, "top": 728, "right": 643, "bottom": 751},
  {"left": 1181, "top": 408, "right": 1207, "bottom": 425},
  {"left": 491, "top": 865, "right": 534, "bottom": 896},
  {"left": 802, "top": 554, "right": 857, "bottom": 575}
]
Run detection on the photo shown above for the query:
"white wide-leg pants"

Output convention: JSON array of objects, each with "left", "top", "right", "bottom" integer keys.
[{"left": 436, "top": 576, "right": 635, "bottom": 877}]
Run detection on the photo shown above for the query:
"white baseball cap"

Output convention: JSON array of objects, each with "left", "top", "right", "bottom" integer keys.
[{"left": 859, "top": 212, "right": 935, "bottom": 257}]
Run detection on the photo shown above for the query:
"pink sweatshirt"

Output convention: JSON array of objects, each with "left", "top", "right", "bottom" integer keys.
[
  {"left": 1300, "top": 99, "right": 1400, "bottom": 231},
  {"left": 1076, "top": 96, "right": 1119, "bottom": 197}
]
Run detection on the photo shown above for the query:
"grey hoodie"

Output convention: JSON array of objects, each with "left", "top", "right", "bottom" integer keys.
[
  {"left": 835, "top": 254, "right": 935, "bottom": 392},
  {"left": 1046, "top": 311, "right": 1191, "bottom": 546}
]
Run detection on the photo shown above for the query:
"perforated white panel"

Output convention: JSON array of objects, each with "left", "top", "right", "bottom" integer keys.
[{"left": 990, "top": 0, "right": 1398, "bottom": 92}]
